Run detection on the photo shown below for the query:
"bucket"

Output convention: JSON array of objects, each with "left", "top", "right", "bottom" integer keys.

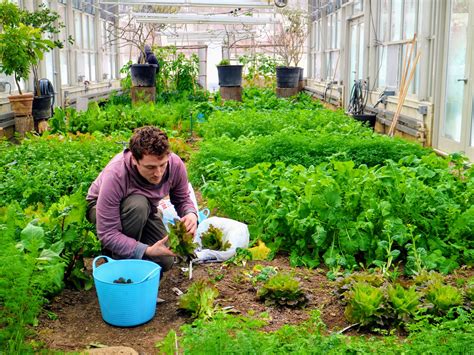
[
  {"left": 92, "top": 256, "right": 161, "bottom": 327},
  {"left": 198, "top": 208, "right": 210, "bottom": 223}
]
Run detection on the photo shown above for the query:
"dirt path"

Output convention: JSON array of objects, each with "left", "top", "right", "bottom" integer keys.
[{"left": 36, "top": 256, "right": 346, "bottom": 354}]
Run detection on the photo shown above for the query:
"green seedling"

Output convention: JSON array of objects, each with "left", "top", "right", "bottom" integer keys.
[
  {"left": 178, "top": 280, "right": 219, "bottom": 319},
  {"left": 426, "top": 282, "right": 463, "bottom": 313}
]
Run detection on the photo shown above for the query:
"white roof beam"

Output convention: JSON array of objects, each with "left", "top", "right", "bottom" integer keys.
[
  {"left": 134, "top": 13, "right": 277, "bottom": 25},
  {"left": 99, "top": 0, "right": 274, "bottom": 8}
]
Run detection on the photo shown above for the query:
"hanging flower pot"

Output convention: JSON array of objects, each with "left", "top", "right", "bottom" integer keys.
[{"left": 32, "top": 94, "right": 53, "bottom": 120}]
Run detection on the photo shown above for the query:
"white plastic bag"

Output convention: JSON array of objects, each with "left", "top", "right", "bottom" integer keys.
[
  {"left": 194, "top": 217, "right": 250, "bottom": 262},
  {"left": 158, "top": 183, "right": 202, "bottom": 229}
]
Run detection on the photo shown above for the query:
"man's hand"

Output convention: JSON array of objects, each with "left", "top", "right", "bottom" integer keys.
[
  {"left": 145, "top": 236, "right": 175, "bottom": 257},
  {"left": 181, "top": 212, "right": 197, "bottom": 235}
]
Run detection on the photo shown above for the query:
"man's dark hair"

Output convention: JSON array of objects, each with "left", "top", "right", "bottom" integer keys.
[{"left": 129, "top": 126, "right": 170, "bottom": 160}]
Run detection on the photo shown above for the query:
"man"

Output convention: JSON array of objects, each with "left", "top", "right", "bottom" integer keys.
[{"left": 86, "top": 126, "right": 197, "bottom": 272}]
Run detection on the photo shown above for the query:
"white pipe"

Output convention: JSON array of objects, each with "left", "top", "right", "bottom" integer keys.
[
  {"left": 99, "top": 0, "right": 273, "bottom": 8},
  {"left": 134, "top": 13, "right": 278, "bottom": 25}
]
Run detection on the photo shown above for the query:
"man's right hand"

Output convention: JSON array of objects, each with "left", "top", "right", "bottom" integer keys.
[{"left": 144, "top": 236, "right": 175, "bottom": 257}]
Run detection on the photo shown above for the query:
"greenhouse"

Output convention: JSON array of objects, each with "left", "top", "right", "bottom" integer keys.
[{"left": 0, "top": 0, "right": 473, "bottom": 353}]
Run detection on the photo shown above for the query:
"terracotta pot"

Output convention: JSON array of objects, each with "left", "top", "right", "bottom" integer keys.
[{"left": 8, "top": 93, "right": 34, "bottom": 117}]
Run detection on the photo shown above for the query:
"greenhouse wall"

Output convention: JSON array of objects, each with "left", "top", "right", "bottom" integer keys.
[{"left": 306, "top": 0, "right": 474, "bottom": 160}]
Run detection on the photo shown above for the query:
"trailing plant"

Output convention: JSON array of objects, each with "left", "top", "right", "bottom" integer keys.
[
  {"left": 256, "top": 272, "right": 307, "bottom": 307},
  {"left": 168, "top": 219, "right": 198, "bottom": 259},
  {"left": 178, "top": 280, "right": 219, "bottom": 319},
  {"left": 200, "top": 225, "right": 230, "bottom": 251}
]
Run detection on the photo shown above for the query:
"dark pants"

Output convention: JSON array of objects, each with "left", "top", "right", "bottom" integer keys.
[{"left": 87, "top": 194, "right": 174, "bottom": 273}]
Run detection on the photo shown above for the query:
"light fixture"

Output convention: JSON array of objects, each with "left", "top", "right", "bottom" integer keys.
[{"left": 274, "top": 0, "right": 287, "bottom": 7}]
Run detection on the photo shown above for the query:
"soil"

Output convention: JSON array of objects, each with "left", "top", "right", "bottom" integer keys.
[{"left": 36, "top": 255, "right": 347, "bottom": 354}]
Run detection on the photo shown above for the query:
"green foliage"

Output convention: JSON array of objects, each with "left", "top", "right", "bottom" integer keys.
[
  {"left": 178, "top": 280, "right": 219, "bottom": 319},
  {"left": 426, "top": 282, "right": 463, "bottom": 314},
  {"left": 0, "top": 133, "right": 122, "bottom": 208},
  {"left": 239, "top": 53, "right": 278, "bottom": 86},
  {"left": 154, "top": 46, "right": 200, "bottom": 94},
  {"left": 200, "top": 225, "right": 231, "bottom": 251},
  {"left": 49, "top": 100, "right": 198, "bottom": 137},
  {"left": 387, "top": 284, "right": 420, "bottom": 319},
  {"left": 257, "top": 272, "right": 307, "bottom": 307},
  {"left": 218, "top": 59, "right": 230, "bottom": 66},
  {"left": 199, "top": 154, "right": 473, "bottom": 272},
  {"left": 344, "top": 282, "right": 385, "bottom": 326},
  {"left": 156, "top": 310, "right": 474, "bottom": 354},
  {"left": 168, "top": 219, "right": 198, "bottom": 259}
]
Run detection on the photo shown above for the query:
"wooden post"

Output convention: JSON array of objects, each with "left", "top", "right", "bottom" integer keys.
[
  {"left": 15, "top": 115, "right": 34, "bottom": 137},
  {"left": 219, "top": 86, "right": 242, "bottom": 102},
  {"left": 131, "top": 86, "right": 156, "bottom": 105},
  {"left": 276, "top": 87, "right": 299, "bottom": 98}
]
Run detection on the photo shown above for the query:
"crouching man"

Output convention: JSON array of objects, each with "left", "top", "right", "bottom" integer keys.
[{"left": 86, "top": 126, "right": 197, "bottom": 273}]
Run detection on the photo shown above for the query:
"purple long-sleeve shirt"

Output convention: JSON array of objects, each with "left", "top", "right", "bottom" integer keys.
[{"left": 86, "top": 149, "right": 196, "bottom": 259}]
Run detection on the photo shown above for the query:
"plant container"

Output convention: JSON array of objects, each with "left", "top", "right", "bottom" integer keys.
[
  {"left": 276, "top": 66, "right": 300, "bottom": 88},
  {"left": 32, "top": 94, "right": 53, "bottom": 120},
  {"left": 131, "top": 64, "right": 158, "bottom": 87},
  {"left": 217, "top": 65, "right": 243, "bottom": 87},
  {"left": 92, "top": 256, "right": 161, "bottom": 327},
  {"left": 8, "top": 93, "right": 34, "bottom": 117},
  {"left": 352, "top": 114, "right": 377, "bottom": 129}
]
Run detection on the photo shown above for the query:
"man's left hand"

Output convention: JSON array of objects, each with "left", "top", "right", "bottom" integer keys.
[{"left": 181, "top": 212, "right": 197, "bottom": 235}]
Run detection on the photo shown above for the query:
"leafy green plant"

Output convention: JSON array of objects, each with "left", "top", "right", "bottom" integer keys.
[
  {"left": 178, "top": 280, "right": 219, "bottom": 319},
  {"left": 218, "top": 59, "right": 230, "bottom": 66},
  {"left": 200, "top": 225, "right": 231, "bottom": 251},
  {"left": 387, "top": 284, "right": 420, "bottom": 320},
  {"left": 344, "top": 282, "right": 385, "bottom": 326},
  {"left": 168, "top": 219, "right": 198, "bottom": 259},
  {"left": 426, "top": 282, "right": 463, "bottom": 314},
  {"left": 256, "top": 272, "right": 307, "bottom": 307}
]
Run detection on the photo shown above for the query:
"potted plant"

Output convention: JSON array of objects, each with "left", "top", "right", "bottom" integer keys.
[
  {"left": 216, "top": 58, "right": 243, "bottom": 87},
  {"left": 272, "top": 9, "right": 308, "bottom": 88},
  {"left": 22, "top": 4, "right": 73, "bottom": 121},
  {"left": 104, "top": 5, "right": 177, "bottom": 88},
  {"left": 0, "top": 2, "right": 66, "bottom": 118}
]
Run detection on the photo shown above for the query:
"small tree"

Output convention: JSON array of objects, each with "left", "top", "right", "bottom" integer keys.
[
  {"left": 104, "top": 5, "right": 178, "bottom": 64},
  {"left": 0, "top": 2, "right": 72, "bottom": 95},
  {"left": 272, "top": 9, "right": 308, "bottom": 67}
]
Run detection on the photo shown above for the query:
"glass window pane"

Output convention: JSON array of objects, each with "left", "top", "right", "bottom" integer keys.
[
  {"left": 378, "top": 46, "right": 387, "bottom": 88},
  {"left": 391, "top": 0, "right": 402, "bottom": 41},
  {"left": 89, "top": 17, "right": 95, "bottom": 49},
  {"left": 443, "top": 0, "right": 468, "bottom": 142},
  {"left": 58, "top": 5, "right": 67, "bottom": 43},
  {"left": 404, "top": 0, "right": 417, "bottom": 39},
  {"left": 349, "top": 23, "right": 357, "bottom": 85},
  {"left": 327, "top": 15, "right": 333, "bottom": 49},
  {"left": 336, "top": 11, "right": 341, "bottom": 49},
  {"left": 380, "top": 0, "right": 390, "bottom": 42},
  {"left": 90, "top": 54, "right": 96, "bottom": 82},
  {"left": 83, "top": 15, "right": 89, "bottom": 50},
  {"left": 358, "top": 23, "right": 364, "bottom": 80},
  {"left": 45, "top": 51, "right": 54, "bottom": 82},
  {"left": 386, "top": 45, "right": 400, "bottom": 88},
  {"left": 60, "top": 51, "right": 68, "bottom": 85},
  {"left": 74, "top": 12, "right": 82, "bottom": 47}
]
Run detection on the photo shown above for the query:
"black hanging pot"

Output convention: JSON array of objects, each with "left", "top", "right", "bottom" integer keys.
[
  {"left": 276, "top": 66, "right": 300, "bottom": 88},
  {"left": 217, "top": 65, "right": 243, "bottom": 87},
  {"left": 130, "top": 64, "right": 158, "bottom": 87},
  {"left": 32, "top": 94, "right": 53, "bottom": 120}
]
